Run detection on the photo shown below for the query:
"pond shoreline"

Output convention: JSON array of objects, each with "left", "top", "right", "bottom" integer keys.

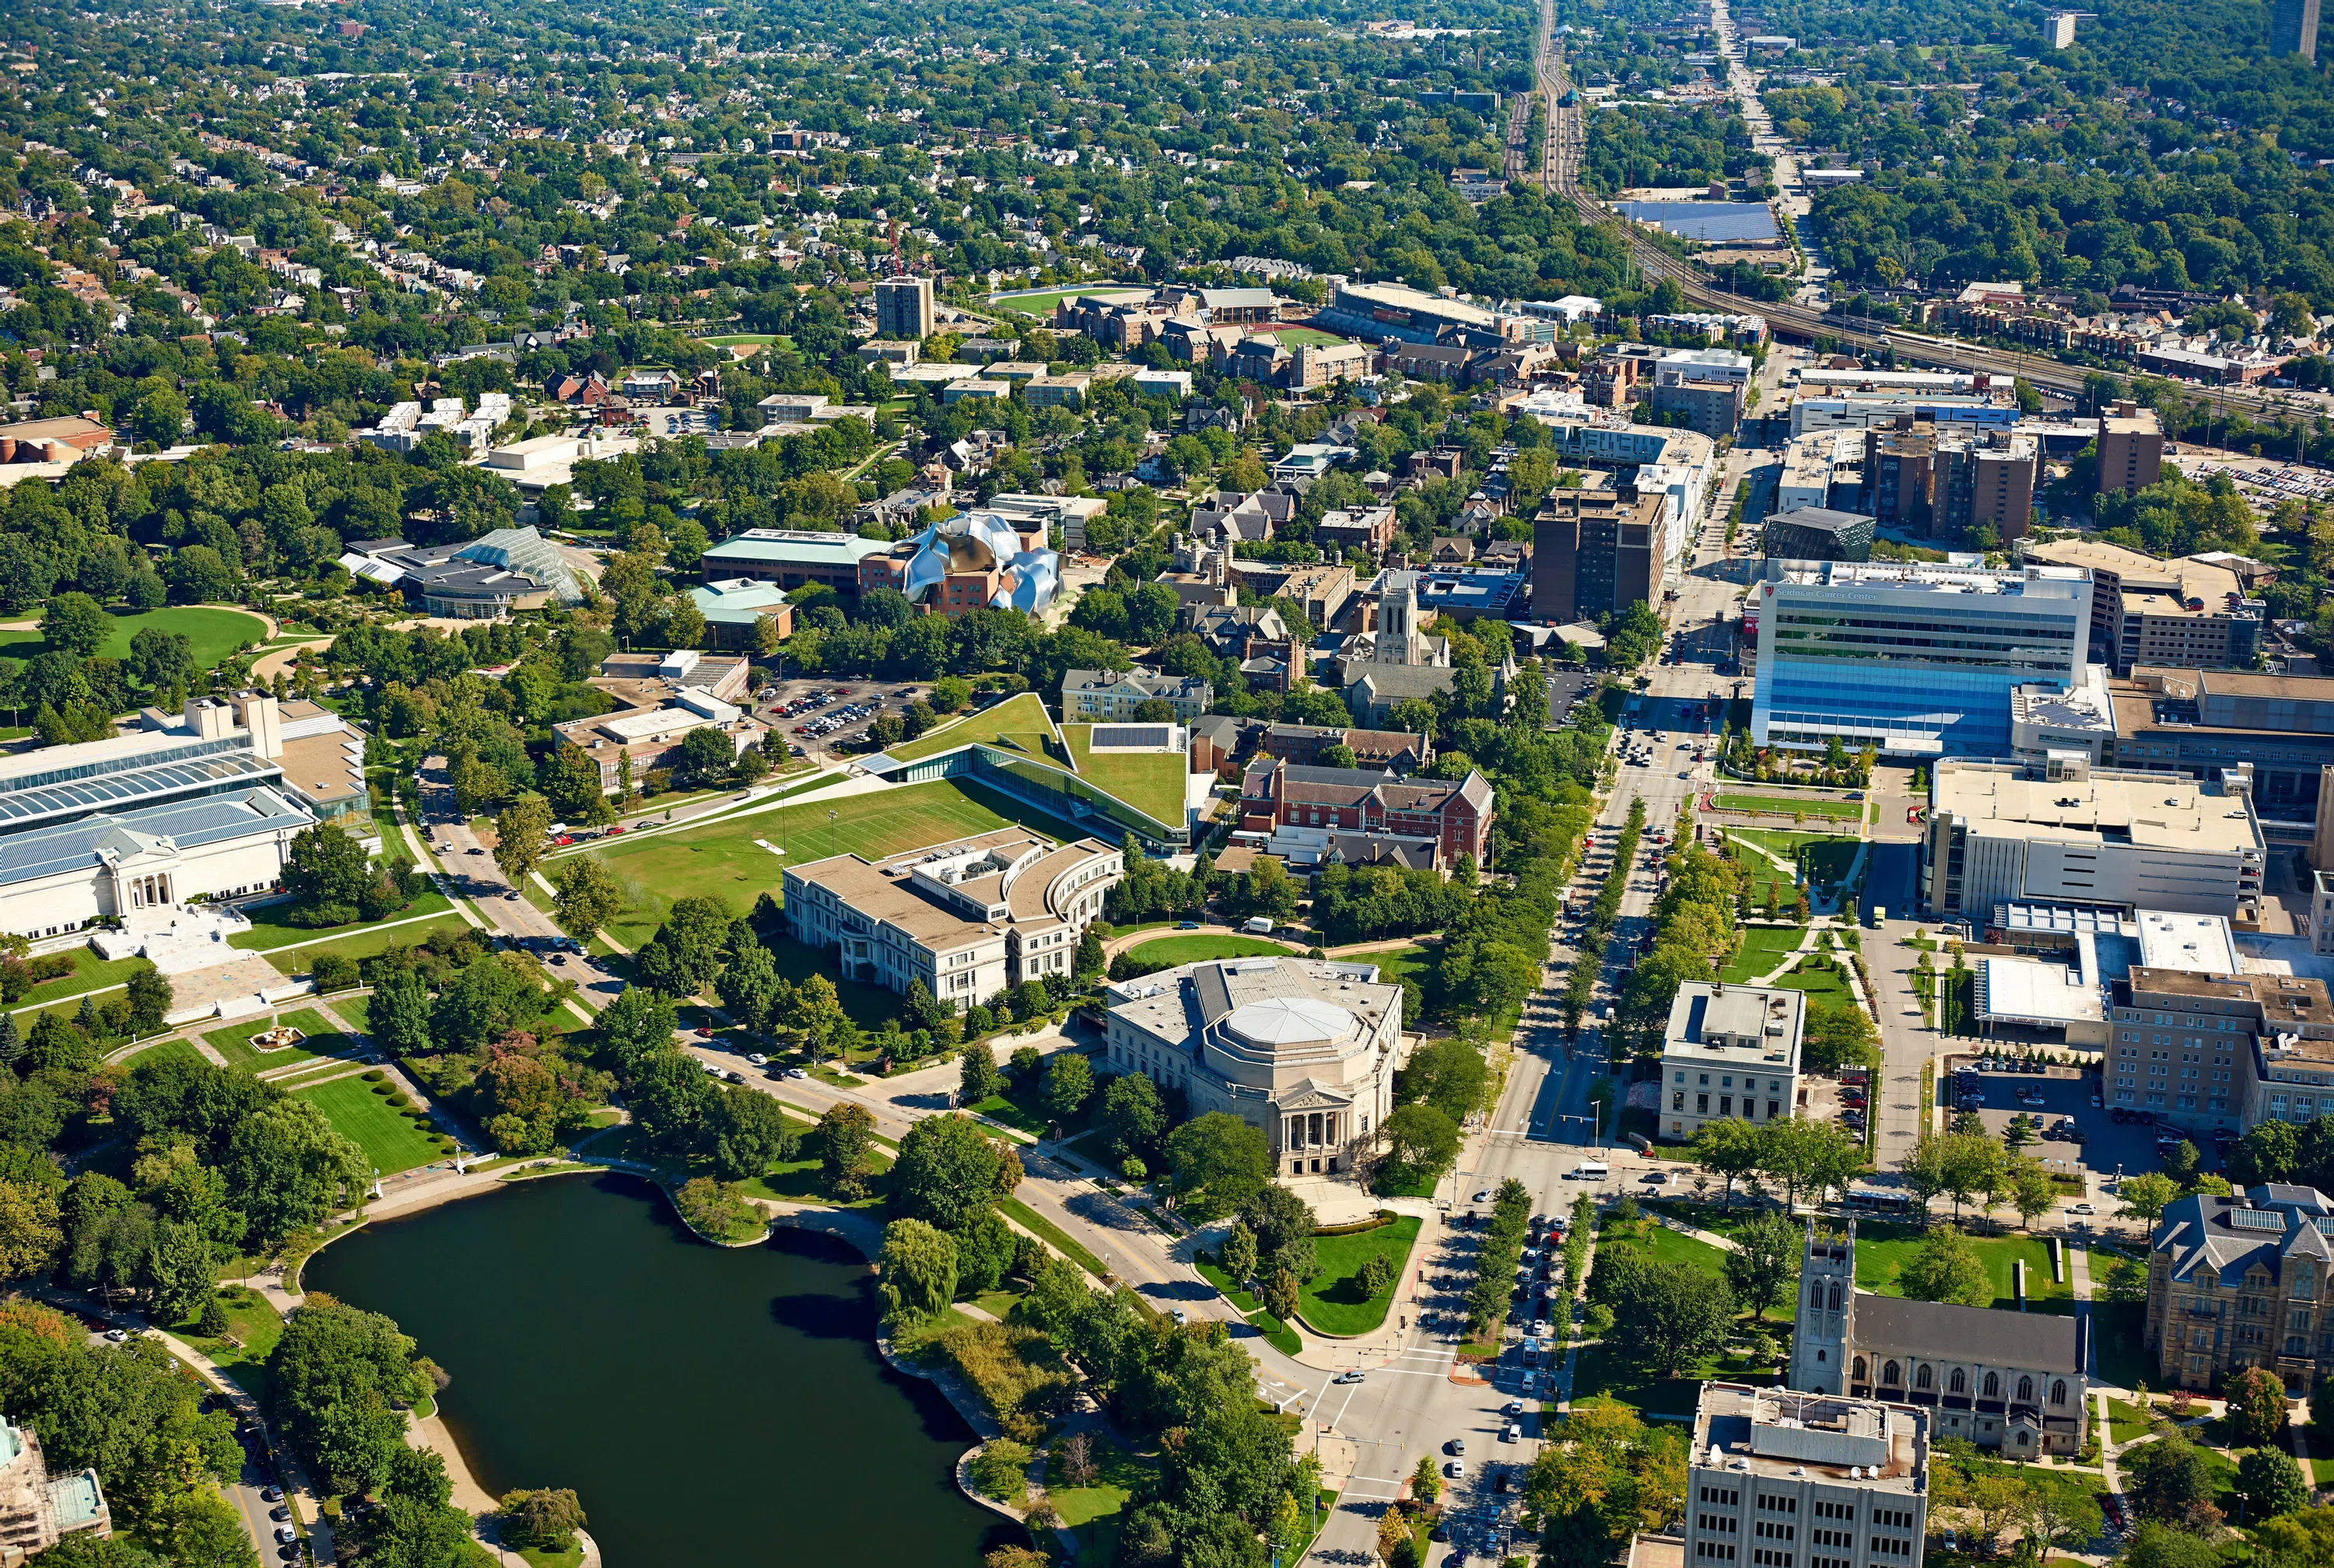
[{"left": 304, "top": 1168, "right": 1021, "bottom": 1563}]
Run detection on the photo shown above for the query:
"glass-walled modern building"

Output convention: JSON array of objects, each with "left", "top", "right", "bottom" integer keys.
[{"left": 1750, "top": 561, "right": 2093, "bottom": 757}]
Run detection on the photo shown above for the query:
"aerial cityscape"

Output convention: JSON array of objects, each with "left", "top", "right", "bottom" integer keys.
[{"left": 4, "top": 0, "right": 2334, "bottom": 1561}]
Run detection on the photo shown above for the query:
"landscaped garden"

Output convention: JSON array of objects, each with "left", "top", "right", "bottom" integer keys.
[
  {"left": 293, "top": 1071, "right": 453, "bottom": 1176},
  {"left": 1298, "top": 1216, "right": 1423, "bottom": 1336},
  {"left": 230, "top": 890, "right": 454, "bottom": 951},
  {"left": 205, "top": 1007, "right": 343, "bottom": 1072}
]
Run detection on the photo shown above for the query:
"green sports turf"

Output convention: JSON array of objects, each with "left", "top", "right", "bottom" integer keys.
[
  {"left": 1715, "top": 793, "right": 1863, "bottom": 821},
  {"left": 293, "top": 1073, "right": 447, "bottom": 1176},
  {"left": 0, "top": 607, "right": 268, "bottom": 673}
]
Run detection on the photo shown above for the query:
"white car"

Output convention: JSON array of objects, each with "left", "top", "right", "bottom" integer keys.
[
  {"left": 1504, "top": 1423, "right": 1524, "bottom": 1443},
  {"left": 746, "top": 1053, "right": 768, "bottom": 1066},
  {"left": 1446, "top": 1459, "right": 1467, "bottom": 1480},
  {"left": 2069, "top": 1202, "right": 2096, "bottom": 1216},
  {"left": 1472, "top": 1189, "right": 1494, "bottom": 1203}
]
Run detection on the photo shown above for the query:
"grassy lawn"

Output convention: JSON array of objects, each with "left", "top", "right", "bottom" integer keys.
[
  {"left": 1298, "top": 1216, "right": 1421, "bottom": 1336},
  {"left": 696, "top": 333, "right": 796, "bottom": 348},
  {"left": 172, "top": 1284, "right": 284, "bottom": 1404},
  {"left": 293, "top": 1073, "right": 450, "bottom": 1175},
  {"left": 514, "top": 1546, "right": 585, "bottom": 1568},
  {"left": 1370, "top": 944, "right": 1434, "bottom": 987},
  {"left": 123, "top": 1036, "right": 207, "bottom": 1072},
  {"left": 1719, "top": 925, "right": 1808, "bottom": 984},
  {"left": 1852, "top": 1223, "right": 2072, "bottom": 1311},
  {"left": 1603, "top": 1220, "right": 1798, "bottom": 1323},
  {"left": 0, "top": 606, "right": 268, "bottom": 670},
  {"left": 205, "top": 1007, "right": 342, "bottom": 1072},
  {"left": 1061, "top": 725, "right": 1188, "bottom": 825},
  {"left": 1046, "top": 1436, "right": 1155, "bottom": 1566},
  {"left": 1943, "top": 968, "right": 1977, "bottom": 1035},
  {"left": 738, "top": 1143, "right": 895, "bottom": 1208},
  {"left": 2109, "top": 1398, "right": 2160, "bottom": 1444},
  {"left": 1193, "top": 1253, "right": 1303, "bottom": 1355},
  {"left": 1572, "top": 1334, "right": 1782, "bottom": 1417},
  {"left": 886, "top": 691, "right": 1059, "bottom": 764},
  {"left": 230, "top": 891, "right": 454, "bottom": 952},
  {"left": 331, "top": 994, "right": 373, "bottom": 1037},
  {"left": 11, "top": 948, "right": 150, "bottom": 1011},
  {"left": 1776, "top": 957, "right": 1855, "bottom": 1009},
  {"left": 1715, "top": 793, "right": 1863, "bottom": 821},
  {"left": 1123, "top": 933, "right": 1287, "bottom": 968},
  {"left": 556, "top": 779, "right": 1042, "bottom": 950},
  {"left": 258, "top": 917, "right": 473, "bottom": 976}
]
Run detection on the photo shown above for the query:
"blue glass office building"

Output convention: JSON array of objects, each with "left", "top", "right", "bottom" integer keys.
[{"left": 1750, "top": 562, "right": 2093, "bottom": 757}]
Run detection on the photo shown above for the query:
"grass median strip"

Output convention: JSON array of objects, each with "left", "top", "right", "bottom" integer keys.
[{"left": 1001, "top": 1195, "right": 1109, "bottom": 1279}]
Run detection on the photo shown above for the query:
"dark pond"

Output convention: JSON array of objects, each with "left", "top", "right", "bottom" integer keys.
[{"left": 304, "top": 1173, "right": 1007, "bottom": 1564}]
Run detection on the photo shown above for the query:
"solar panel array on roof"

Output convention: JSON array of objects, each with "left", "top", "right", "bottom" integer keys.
[
  {"left": 1092, "top": 724, "right": 1177, "bottom": 750},
  {"left": 2228, "top": 1207, "right": 2288, "bottom": 1231}
]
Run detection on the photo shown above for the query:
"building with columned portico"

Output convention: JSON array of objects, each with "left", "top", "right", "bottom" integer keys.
[{"left": 1100, "top": 955, "right": 1407, "bottom": 1177}]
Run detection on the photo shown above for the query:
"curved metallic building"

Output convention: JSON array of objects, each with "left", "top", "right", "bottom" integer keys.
[{"left": 898, "top": 513, "right": 1061, "bottom": 616}]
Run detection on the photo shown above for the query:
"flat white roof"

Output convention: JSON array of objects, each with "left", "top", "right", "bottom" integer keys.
[
  {"left": 1978, "top": 954, "right": 2105, "bottom": 1027},
  {"left": 2136, "top": 909, "right": 2241, "bottom": 975}
]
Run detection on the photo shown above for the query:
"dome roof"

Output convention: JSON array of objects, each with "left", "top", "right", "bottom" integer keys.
[{"left": 1225, "top": 996, "right": 1353, "bottom": 1049}]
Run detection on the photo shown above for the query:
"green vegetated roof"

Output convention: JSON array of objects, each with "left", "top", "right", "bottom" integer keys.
[
  {"left": 885, "top": 690, "right": 1062, "bottom": 763},
  {"left": 1061, "top": 724, "right": 1189, "bottom": 826}
]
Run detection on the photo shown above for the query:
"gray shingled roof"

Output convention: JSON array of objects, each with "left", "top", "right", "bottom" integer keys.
[
  {"left": 1853, "top": 1295, "right": 2083, "bottom": 1373},
  {"left": 2154, "top": 1186, "right": 2334, "bottom": 1286}
]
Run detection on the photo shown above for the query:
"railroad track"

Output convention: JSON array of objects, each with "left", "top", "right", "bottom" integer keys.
[{"left": 1516, "top": 0, "right": 2289, "bottom": 418}]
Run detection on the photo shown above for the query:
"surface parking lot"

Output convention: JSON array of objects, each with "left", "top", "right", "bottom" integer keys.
[
  {"left": 750, "top": 677, "right": 924, "bottom": 755},
  {"left": 1946, "top": 1059, "right": 2220, "bottom": 1213}
]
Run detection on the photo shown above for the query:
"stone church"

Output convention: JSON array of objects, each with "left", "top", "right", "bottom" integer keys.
[{"left": 1787, "top": 1220, "right": 2090, "bottom": 1457}]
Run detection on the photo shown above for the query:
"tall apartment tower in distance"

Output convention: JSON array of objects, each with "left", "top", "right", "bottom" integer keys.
[
  {"left": 2096, "top": 401, "right": 2165, "bottom": 497},
  {"left": 2275, "top": 0, "right": 2322, "bottom": 60},
  {"left": 875, "top": 276, "right": 936, "bottom": 341}
]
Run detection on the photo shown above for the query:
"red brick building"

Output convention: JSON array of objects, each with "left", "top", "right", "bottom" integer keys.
[{"left": 1239, "top": 757, "right": 1493, "bottom": 870}]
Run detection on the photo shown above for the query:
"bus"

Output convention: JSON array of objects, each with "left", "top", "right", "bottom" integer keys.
[{"left": 1844, "top": 1187, "right": 1914, "bottom": 1216}]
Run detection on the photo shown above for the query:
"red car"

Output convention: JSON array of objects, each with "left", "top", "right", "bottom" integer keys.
[
  {"left": 832, "top": 687, "right": 853, "bottom": 695},
  {"left": 606, "top": 824, "right": 626, "bottom": 835},
  {"left": 554, "top": 835, "right": 573, "bottom": 846}
]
